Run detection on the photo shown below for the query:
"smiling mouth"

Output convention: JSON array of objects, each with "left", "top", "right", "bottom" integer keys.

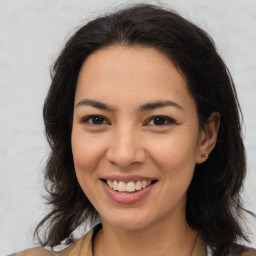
[{"left": 103, "top": 179, "right": 157, "bottom": 193}]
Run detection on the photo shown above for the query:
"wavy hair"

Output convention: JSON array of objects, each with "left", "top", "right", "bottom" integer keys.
[{"left": 34, "top": 4, "right": 253, "bottom": 255}]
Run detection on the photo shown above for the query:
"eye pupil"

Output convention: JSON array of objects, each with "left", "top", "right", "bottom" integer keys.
[
  {"left": 153, "top": 117, "right": 166, "bottom": 125},
  {"left": 92, "top": 116, "right": 104, "bottom": 124}
]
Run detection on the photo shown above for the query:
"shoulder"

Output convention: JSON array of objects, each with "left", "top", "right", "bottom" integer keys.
[
  {"left": 9, "top": 235, "right": 89, "bottom": 256},
  {"left": 8, "top": 247, "right": 55, "bottom": 256},
  {"left": 241, "top": 248, "right": 256, "bottom": 256},
  {"left": 9, "top": 224, "right": 101, "bottom": 256},
  {"left": 224, "top": 244, "right": 256, "bottom": 256}
]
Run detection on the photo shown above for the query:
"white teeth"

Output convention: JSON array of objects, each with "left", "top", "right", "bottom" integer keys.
[
  {"left": 106, "top": 179, "right": 153, "bottom": 193},
  {"left": 142, "top": 180, "right": 147, "bottom": 188},
  {"left": 113, "top": 180, "right": 118, "bottom": 190},
  {"left": 135, "top": 180, "right": 142, "bottom": 190},
  {"left": 118, "top": 181, "right": 127, "bottom": 192},
  {"left": 107, "top": 180, "right": 113, "bottom": 188},
  {"left": 127, "top": 181, "right": 136, "bottom": 192}
]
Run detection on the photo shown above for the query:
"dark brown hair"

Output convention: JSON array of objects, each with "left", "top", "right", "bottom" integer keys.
[{"left": 35, "top": 4, "right": 253, "bottom": 255}]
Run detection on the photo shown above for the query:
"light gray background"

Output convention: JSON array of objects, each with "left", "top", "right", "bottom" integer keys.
[{"left": 1, "top": 0, "right": 255, "bottom": 255}]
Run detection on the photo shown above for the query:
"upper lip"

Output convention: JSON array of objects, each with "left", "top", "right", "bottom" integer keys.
[{"left": 100, "top": 175, "right": 157, "bottom": 183}]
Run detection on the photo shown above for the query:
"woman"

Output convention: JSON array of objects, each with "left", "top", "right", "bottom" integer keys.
[{"left": 11, "top": 4, "right": 255, "bottom": 256}]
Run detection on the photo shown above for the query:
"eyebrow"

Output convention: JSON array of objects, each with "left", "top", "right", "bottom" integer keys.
[
  {"left": 76, "top": 99, "right": 183, "bottom": 112},
  {"left": 76, "top": 99, "right": 115, "bottom": 111},
  {"left": 139, "top": 100, "right": 183, "bottom": 111}
]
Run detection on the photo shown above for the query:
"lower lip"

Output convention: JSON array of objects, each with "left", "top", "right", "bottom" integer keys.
[{"left": 102, "top": 181, "right": 156, "bottom": 204}]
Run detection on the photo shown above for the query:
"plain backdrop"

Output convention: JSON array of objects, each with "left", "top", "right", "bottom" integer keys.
[{"left": 1, "top": 0, "right": 255, "bottom": 255}]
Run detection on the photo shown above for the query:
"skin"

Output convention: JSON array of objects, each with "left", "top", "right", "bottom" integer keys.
[{"left": 71, "top": 45, "right": 219, "bottom": 256}]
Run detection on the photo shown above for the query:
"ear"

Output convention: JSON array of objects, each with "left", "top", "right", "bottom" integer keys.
[{"left": 196, "top": 112, "right": 220, "bottom": 164}]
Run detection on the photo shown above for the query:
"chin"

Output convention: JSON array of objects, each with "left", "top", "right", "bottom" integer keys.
[{"left": 101, "top": 210, "right": 157, "bottom": 231}]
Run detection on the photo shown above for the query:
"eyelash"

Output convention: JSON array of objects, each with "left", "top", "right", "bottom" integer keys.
[
  {"left": 80, "top": 115, "right": 110, "bottom": 125},
  {"left": 145, "top": 116, "right": 176, "bottom": 126},
  {"left": 80, "top": 115, "right": 176, "bottom": 127}
]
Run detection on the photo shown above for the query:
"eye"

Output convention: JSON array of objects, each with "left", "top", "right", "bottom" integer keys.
[
  {"left": 145, "top": 116, "right": 175, "bottom": 126},
  {"left": 80, "top": 115, "right": 109, "bottom": 125}
]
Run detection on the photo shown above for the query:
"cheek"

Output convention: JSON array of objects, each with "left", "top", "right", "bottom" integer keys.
[
  {"left": 71, "top": 131, "right": 104, "bottom": 180},
  {"left": 71, "top": 133, "right": 105, "bottom": 203},
  {"left": 149, "top": 135, "right": 198, "bottom": 165},
  {"left": 147, "top": 134, "right": 198, "bottom": 184}
]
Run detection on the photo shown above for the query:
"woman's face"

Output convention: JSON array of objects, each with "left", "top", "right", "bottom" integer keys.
[{"left": 72, "top": 45, "right": 207, "bottom": 231}]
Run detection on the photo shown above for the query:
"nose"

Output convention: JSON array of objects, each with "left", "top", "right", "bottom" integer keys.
[{"left": 106, "top": 127, "right": 146, "bottom": 168}]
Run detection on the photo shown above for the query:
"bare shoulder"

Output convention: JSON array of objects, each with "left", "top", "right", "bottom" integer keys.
[
  {"left": 8, "top": 226, "right": 96, "bottom": 256},
  {"left": 225, "top": 243, "right": 256, "bottom": 256},
  {"left": 8, "top": 247, "right": 55, "bottom": 256},
  {"left": 242, "top": 248, "right": 256, "bottom": 256}
]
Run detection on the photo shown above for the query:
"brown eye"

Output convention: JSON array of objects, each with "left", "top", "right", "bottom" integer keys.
[
  {"left": 81, "top": 115, "right": 108, "bottom": 125},
  {"left": 91, "top": 116, "right": 105, "bottom": 125},
  {"left": 152, "top": 117, "right": 167, "bottom": 125},
  {"left": 146, "top": 116, "right": 175, "bottom": 126}
]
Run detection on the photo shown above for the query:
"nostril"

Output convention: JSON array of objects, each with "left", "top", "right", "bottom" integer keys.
[{"left": 105, "top": 140, "right": 146, "bottom": 167}]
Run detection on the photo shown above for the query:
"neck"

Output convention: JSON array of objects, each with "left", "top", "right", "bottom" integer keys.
[{"left": 93, "top": 215, "right": 198, "bottom": 256}]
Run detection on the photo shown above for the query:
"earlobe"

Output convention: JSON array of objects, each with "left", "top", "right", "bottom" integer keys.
[{"left": 196, "top": 112, "right": 220, "bottom": 164}]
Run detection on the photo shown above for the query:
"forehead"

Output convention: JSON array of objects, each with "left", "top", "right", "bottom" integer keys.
[
  {"left": 75, "top": 45, "right": 194, "bottom": 110},
  {"left": 79, "top": 44, "right": 183, "bottom": 78}
]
